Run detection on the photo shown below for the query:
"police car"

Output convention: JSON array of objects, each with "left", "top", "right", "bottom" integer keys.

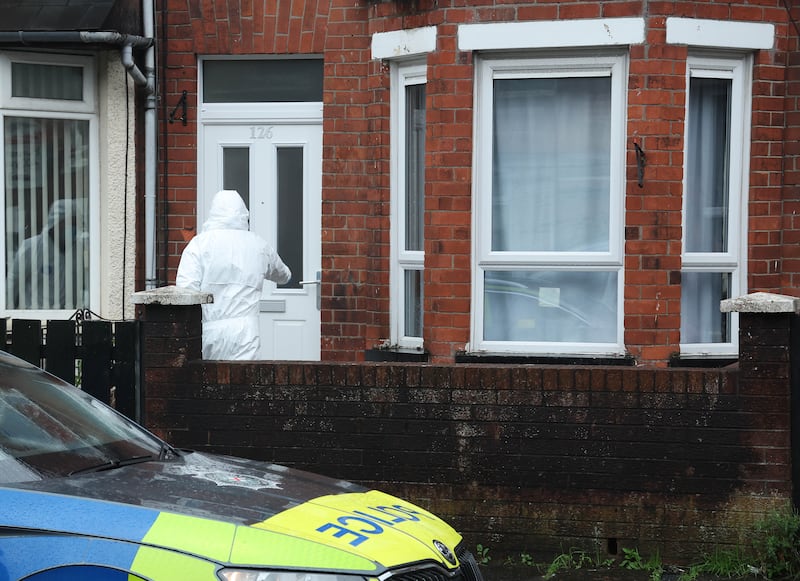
[{"left": 0, "top": 350, "right": 484, "bottom": 581}]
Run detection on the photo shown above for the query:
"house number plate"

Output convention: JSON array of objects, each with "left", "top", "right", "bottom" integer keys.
[{"left": 250, "top": 126, "right": 274, "bottom": 139}]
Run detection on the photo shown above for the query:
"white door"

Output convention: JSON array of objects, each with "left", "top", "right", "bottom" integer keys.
[{"left": 201, "top": 123, "right": 322, "bottom": 360}]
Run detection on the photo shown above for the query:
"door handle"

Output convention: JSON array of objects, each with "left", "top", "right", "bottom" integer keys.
[{"left": 299, "top": 271, "right": 321, "bottom": 310}]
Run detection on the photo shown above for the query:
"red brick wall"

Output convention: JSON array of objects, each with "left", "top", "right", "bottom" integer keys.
[
  {"left": 155, "top": 0, "right": 796, "bottom": 365},
  {"left": 783, "top": 14, "right": 800, "bottom": 292},
  {"left": 138, "top": 298, "right": 793, "bottom": 563}
]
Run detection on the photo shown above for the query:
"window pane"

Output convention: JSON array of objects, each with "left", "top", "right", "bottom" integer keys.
[
  {"left": 681, "top": 272, "right": 731, "bottom": 343},
  {"left": 405, "top": 83, "right": 425, "bottom": 252},
  {"left": 277, "top": 147, "right": 303, "bottom": 289},
  {"left": 686, "top": 77, "right": 731, "bottom": 253},
  {"left": 203, "top": 59, "right": 323, "bottom": 103},
  {"left": 492, "top": 77, "right": 611, "bottom": 252},
  {"left": 12, "top": 63, "right": 83, "bottom": 101},
  {"left": 404, "top": 269, "right": 423, "bottom": 338},
  {"left": 484, "top": 270, "right": 617, "bottom": 342},
  {"left": 223, "top": 147, "right": 250, "bottom": 209},
  {"left": 5, "top": 117, "right": 90, "bottom": 309}
]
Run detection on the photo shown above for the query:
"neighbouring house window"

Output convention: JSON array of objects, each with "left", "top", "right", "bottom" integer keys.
[
  {"left": 1, "top": 53, "right": 95, "bottom": 313},
  {"left": 390, "top": 61, "right": 426, "bottom": 349},
  {"left": 472, "top": 53, "right": 626, "bottom": 355},
  {"left": 681, "top": 54, "right": 749, "bottom": 356}
]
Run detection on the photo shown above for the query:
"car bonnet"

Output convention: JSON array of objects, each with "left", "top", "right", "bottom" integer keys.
[{"left": 0, "top": 452, "right": 464, "bottom": 575}]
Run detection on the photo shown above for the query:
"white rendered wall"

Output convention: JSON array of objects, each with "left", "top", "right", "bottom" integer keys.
[{"left": 98, "top": 53, "right": 137, "bottom": 320}]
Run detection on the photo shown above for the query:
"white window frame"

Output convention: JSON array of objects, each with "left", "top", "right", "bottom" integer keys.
[
  {"left": 0, "top": 52, "right": 96, "bottom": 113},
  {"left": 0, "top": 51, "right": 100, "bottom": 318},
  {"left": 680, "top": 52, "right": 751, "bottom": 357},
  {"left": 389, "top": 60, "right": 427, "bottom": 349},
  {"left": 470, "top": 51, "right": 627, "bottom": 356}
]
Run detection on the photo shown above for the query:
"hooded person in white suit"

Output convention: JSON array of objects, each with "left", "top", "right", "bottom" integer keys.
[
  {"left": 8, "top": 199, "right": 89, "bottom": 310},
  {"left": 176, "top": 190, "right": 291, "bottom": 360}
]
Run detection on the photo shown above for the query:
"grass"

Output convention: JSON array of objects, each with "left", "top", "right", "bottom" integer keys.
[
  {"left": 680, "top": 547, "right": 755, "bottom": 580},
  {"left": 479, "top": 504, "right": 800, "bottom": 581}
]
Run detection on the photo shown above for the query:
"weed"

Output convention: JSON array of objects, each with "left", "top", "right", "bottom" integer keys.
[
  {"left": 751, "top": 505, "right": 800, "bottom": 579},
  {"left": 544, "top": 551, "right": 577, "bottom": 578},
  {"left": 475, "top": 543, "right": 491, "bottom": 566},
  {"left": 544, "top": 548, "right": 599, "bottom": 578},
  {"left": 620, "top": 547, "right": 644, "bottom": 570},
  {"left": 486, "top": 506, "right": 800, "bottom": 580},
  {"left": 620, "top": 547, "right": 664, "bottom": 581},
  {"left": 677, "top": 547, "right": 753, "bottom": 580}
]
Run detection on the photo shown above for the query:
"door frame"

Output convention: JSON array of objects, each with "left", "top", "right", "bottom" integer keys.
[{"left": 197, "top": 102, "right": 323, "bottom": 360}]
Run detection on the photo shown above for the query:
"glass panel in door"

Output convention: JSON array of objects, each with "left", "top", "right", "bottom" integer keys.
[
  {"left": 223, "top": 147, "right": 250, "bottom": 208},
  {"left": 277, "top": 147, "right": 303, "bottom": 289}
]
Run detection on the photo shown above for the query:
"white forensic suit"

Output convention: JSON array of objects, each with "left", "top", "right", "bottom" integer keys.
[
  {"left": 176, "top": 190, "right": 291, "bottom": 360},
  {"left": 8, "top": 199, "right": 89, "bottom": 310}
]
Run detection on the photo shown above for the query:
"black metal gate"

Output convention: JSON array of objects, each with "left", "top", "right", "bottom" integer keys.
[{"left": 0, "top": 314, "right": 141, "bottom": 421}]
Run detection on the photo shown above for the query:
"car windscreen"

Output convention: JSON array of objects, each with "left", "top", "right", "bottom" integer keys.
[{"left": 0, "top": 355, "right": 166, "bottom": 483}]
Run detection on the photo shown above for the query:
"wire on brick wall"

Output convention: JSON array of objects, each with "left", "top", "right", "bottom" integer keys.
[
  {"left": 781, "top": 0, "right": 800, "bottom": 38},
  {"left": 123, "top": 68, "right": 130, "bottom": 319}
]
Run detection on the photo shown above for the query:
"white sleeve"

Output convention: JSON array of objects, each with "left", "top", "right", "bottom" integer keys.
[
  {"left": 264, "top": 245, "right": 292, "bottom": 285},
  {"left": 176, "top": 239, "right": 203, "bottom": 290}
]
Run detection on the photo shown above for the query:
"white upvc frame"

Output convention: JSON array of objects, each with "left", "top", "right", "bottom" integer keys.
[
  {"left": 470, "top": 52, "right": 627, "bottom": 356},
  {"left": 0, "top": 51, "right": 100, "bottom": 318},
  {"left": 0, "top": 52, "right": 96, "bottom": 113},
  {"left": 680, "top": 52, "right": 751, "bottom": 357},
  {"left": 389, "top": 60, "right": 427, "bottom": 349}
]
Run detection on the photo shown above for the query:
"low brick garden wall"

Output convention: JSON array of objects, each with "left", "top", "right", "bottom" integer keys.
[{"left": 135, "top": 290, "right": 796, "bottom": 563}]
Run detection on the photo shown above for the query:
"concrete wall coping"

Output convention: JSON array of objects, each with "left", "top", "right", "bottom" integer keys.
[
  {"left": 131, "top": 285, "right": 213, "bottom": 306},
  {"left": 721, "top": 291, "right": 800, "bottom": 314}
]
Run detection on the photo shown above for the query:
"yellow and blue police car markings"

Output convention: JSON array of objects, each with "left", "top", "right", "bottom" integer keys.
[
  {"left": 228, "top": 522, "right": 380, "bottom": 572},
  {"left": 309, "top": 491, "right": 461, "bottom": 551},
  {"left": 0, "top": 535, "right": 139, "bottom": 580},
  {"left": 21, "top": 564, "right": 144, "bottom": 580},
  {"left": 0, "top": 488, "right": 237, "bottom": 578},
  {"left": 0, "top": 518, "right": 227, "bottom": 580},
  {"left": 0, "top": 488, "right": 161, "bottom": 542},
  {"left": 134, "top": 512, "right": 235, "bottom": 566},
  {"left": 129, "top": 543, "right": 219, "bottom": 580},
  {"left": 315, "top": 499, "right": 444, "bottom": 547},
  {"left": 255, "top": 490, "right": 463, "bottom": 570},
  {"left": 0, "top": 487, "right": 463, "bottom": 577}
]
